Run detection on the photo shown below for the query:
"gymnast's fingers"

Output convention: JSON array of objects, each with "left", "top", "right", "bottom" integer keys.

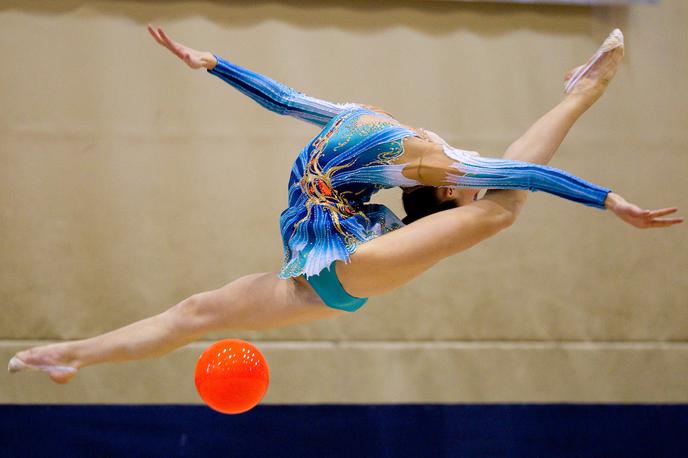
[
  {"left": 646, "top": 217, "right": 683, "bottom": 228},
  {"left": 646, "top": 207, "right": 678, "bottom": 219},
  {"left": 154, "top": 26, "right": 175, "bottom": 53},
  {"left": 157, "top": 27, "right": 182, "bottom": 57},
  {"left": 147, "top": 24, "right": 165, "bottom": 47}
]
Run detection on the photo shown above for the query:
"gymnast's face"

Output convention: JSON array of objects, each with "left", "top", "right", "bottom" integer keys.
[{"left": 437, "top": 187, "right": 481, "bottom": 206}]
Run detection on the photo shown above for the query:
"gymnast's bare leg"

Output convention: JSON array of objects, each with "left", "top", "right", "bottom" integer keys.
[{"left": 9, "top": 273, "right": 343, "bottom": 384}]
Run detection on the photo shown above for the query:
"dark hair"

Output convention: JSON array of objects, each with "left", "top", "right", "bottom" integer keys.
[{"left": 401, "top": 186, "right": 458, "bottom": 225}]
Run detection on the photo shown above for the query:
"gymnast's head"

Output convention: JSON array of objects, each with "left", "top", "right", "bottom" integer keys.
[{"left": 401, "top": 186, "right": 480, "bottom": 225}]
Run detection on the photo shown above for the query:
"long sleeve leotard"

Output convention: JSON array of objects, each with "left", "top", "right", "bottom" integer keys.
[
  {"left": 207, "top": 54, "right": 610, "bottom": 208},
  {"left": 207, "top": 54, "right": 611, "bottom": 277},
  {"left": 208, "top": 55, "right": 357, "bottom": 127}
]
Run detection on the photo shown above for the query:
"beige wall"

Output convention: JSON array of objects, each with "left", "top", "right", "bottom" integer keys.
[{"left": 2, "top": 0, "right": 686, "bottom": 403}]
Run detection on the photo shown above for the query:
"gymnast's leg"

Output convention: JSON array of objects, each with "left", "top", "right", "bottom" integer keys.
[
  {"left": 8, "top": 273, "right": 338, "bottom": 384},
  {"left": 501, "top": 48, "right": 623, "bottom": 164},
  {"left": 397, "top": 36, "right": 624, "bottom": 181}
]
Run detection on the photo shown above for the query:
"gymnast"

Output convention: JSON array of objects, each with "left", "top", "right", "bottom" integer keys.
[{"left": 8, "top": 26, "right": 682, "bottom": 383}]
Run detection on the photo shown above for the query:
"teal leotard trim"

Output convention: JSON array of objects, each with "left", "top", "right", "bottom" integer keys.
[{"left": 304, "top": 262, "right": 368, "bottom": 312}]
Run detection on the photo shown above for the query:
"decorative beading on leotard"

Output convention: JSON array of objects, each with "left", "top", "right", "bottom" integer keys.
[{"left": 278, "top": 107, "right": 419, "bottom": 278}]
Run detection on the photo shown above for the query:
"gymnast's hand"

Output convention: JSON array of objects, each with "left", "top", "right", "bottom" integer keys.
[
  {"left": 604, "top": 192, "right": 683, "bottom": 229},
  {"left": 147, "top": 24, "right": 217, "bottom": 70}
]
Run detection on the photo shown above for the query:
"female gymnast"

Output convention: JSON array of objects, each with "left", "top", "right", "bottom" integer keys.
[{"left": 8, "top": 26, "right": 682, "bottom": 383}]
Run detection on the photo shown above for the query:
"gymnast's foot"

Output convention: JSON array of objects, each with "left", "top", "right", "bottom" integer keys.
[
  {"left": 8, "top": 344, "right": 79, "bottom": 384},
  {"left": 564, "top": 29, "right": 624, "bottom": 109}
]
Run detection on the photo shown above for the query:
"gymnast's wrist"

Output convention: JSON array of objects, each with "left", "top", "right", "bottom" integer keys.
[
  {"left": 202, "top": 53, "right": 218, "bottom": 70},
  {"left": 604, "top": 192, "right": 621, "bottom": 211}
]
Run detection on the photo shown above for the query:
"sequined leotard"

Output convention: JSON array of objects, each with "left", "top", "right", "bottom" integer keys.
[{"left": 208, "top": 55, "right": 611, "bottom": 279}]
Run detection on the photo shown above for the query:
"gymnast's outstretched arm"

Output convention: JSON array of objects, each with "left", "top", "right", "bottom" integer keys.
[
  {"left": 148, "top": 25, "right": 355, "bottom": 127},
  {"left": 398, "top": 133, "right": 681, "bottom": 229}
]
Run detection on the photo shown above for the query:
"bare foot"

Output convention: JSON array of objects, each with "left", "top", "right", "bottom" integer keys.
[
  {"left": 8, "top": 343, "right": 80, "bottom": 384},
  {"left": 564, "top": 29, "right": 625, "bottom": 109}
]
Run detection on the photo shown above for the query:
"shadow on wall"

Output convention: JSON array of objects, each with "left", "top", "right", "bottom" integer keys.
[{"left": 1, "top": 0, "right": 629, "bottom": 36}]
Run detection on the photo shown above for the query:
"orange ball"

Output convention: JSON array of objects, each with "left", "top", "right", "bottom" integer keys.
[{"left": 194, "top": 339, "right": 270, "bottom": 414}]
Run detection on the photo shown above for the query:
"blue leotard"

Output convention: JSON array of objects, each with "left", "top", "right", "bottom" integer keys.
[{"left": 208, "top": 55, "right": 611, "bottom": 303}]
